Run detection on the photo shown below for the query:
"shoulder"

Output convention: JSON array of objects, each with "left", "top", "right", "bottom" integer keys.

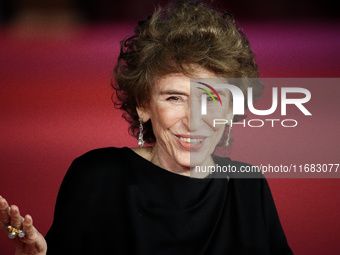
[
  {"left": 212, "top": 156, "right": 275, "bottom": 209},
  {"left": 63, "top": 147, "right": 132, "bottom": 182},
  {"left": 212, "top": 156, "right": 276, "bottom": 207},
  {"left": 77, "top": 146, "right": 129, "bottom": 160},
  {"left": 74, "top": 147, "right": 130, "bottom": 167}
]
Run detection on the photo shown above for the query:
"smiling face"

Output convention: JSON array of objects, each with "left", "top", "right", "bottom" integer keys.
[{"left": 137, "top": 68, "right": 233, "bottom": 176}]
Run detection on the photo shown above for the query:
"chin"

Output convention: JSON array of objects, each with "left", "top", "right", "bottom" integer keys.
[
  {"left": 189, "top": 155, "right": 209, "bottom": 167},
  {"left": 190, "top": 144, "right": 214, "bottom": 165},
  {"left": 169, "top": 149, "right": 190, "bottom": 169},
  {"left": 173, "top": 143, "right": 213, "bottom": 168}
]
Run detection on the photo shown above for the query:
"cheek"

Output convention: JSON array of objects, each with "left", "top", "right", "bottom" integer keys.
[
  {"left": 152, "top": 104, "right": 185, "bottom": 128},
  {"left": 204, "top": 105, "right": 231, "bottom": 129},
  {"left": 209, "top": 120, "right": 226, "bottom": 144}
]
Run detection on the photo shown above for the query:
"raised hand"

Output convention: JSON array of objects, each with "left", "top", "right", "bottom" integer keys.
[{"left": 0, "top": 195, "right": 47, "bottom": 255}]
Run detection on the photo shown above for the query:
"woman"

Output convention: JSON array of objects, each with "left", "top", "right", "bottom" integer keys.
[{"left": 0, "top": 1, "right": 293, "bottom": 254}]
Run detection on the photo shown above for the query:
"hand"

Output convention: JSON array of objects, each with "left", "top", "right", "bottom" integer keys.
[{"left": 0, "top": 195, "right": 47, "bottom": 255}]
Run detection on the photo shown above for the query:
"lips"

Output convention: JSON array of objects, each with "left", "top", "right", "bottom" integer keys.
[
  {"left": 175, "top": 134, "right": 206, "bottom": 151},
  {"left": 178, "top": 137, "right": 204, "bottom": 144}
]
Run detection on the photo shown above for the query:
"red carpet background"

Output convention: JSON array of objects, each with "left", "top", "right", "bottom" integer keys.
[{"left": 1, "top": 20, "right": 340, "bottom": 254}]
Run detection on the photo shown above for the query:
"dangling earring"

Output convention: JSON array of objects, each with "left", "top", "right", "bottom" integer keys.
[
  {"left": 226, "top": 124, "right": 232, "bottom": 148},
  {"left": 137, "top": 118, "right": 145, "bottom": 147}
]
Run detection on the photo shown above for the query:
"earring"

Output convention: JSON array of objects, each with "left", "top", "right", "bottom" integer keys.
[
  {"left": 226, "top": 124, "right": 232, "bottom": 148},
  {"left": 137, "top": 118, "right": 145, "bottom": 147}
]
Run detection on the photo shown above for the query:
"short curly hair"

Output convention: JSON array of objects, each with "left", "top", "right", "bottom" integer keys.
[{"left": 113, "top": 0, "right": 262, "bottom": 144}]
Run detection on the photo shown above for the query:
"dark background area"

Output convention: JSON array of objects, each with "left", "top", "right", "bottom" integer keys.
[{"left": 0, "top": 0, "right": 339, "bottom": 24}]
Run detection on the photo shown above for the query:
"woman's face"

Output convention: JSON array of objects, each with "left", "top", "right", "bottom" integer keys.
[{"left": 137, "top": 68, "right": 233, "bottom": 175}]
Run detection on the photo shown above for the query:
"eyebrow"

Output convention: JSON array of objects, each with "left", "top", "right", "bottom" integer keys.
[
  {"left": 197, "top": 89, "right": 227, "bottom": 95},
  {"left": 160, "top": 90, "right": 189, "bottom": 96},
  {"left": 215, "top": 90, "right": 227, "bottom": 95}
]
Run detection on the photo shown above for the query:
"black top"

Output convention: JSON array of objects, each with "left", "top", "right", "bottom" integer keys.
[{"left": 45, "top": 147, "right": 293, "bottom": 255}]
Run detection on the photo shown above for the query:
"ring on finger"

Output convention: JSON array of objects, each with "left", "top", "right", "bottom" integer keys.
[{"left": 6, "top": 224, "right": 25, "bottom": 239}]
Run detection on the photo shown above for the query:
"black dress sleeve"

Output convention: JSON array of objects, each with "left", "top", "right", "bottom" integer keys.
[
  {"left": 261, "top": 178, "right": 294, "bottom": 255},
  {"left": 45, "top": 158, "right": 88, "bottom": 254}
]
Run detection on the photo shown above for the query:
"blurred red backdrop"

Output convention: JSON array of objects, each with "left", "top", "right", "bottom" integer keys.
[{"left": 0, "top": 19, "right": 340, "bottom": 254}]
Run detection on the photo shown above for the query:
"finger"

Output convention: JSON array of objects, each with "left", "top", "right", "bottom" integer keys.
[
  {"left": 21, "top": 215, "right": 37, "bottom": 244},
  {"left": 0, "top": 196, "right": 10, "bottom": 225},
  {"left": 9, "top": 205, "right": 23, "bottom": 229}
]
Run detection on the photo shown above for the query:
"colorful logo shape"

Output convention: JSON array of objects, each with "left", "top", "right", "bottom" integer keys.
[{"left": 196, "top": 82, "right": 222, "bottom": 106}]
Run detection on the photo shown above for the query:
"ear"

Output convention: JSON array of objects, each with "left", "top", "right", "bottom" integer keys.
[{"left": 136, "top": 106, "right": 151, "bottom": 123}]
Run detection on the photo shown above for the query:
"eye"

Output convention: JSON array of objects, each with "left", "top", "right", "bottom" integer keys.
[
  {"left": 207, "top": 96, "right": 219, "bottom": 102},
  {"left": 166, "top": 96, "right": 180, "bottom": 101}
]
